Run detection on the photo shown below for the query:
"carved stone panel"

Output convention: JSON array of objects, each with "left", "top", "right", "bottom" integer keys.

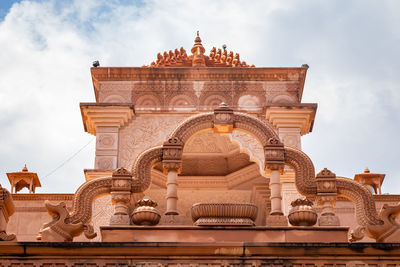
[
  {"left": 95, "top": 156, "right": 117, "bottom": 170},
  {"left": 118, "top": 115, "right": 187, "bottom": 170},
  {"left": 96, "top": 133, "right": 118, "bottom": 150}
]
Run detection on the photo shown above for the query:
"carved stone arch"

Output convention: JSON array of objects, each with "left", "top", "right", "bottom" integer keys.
[
  {"left": 103, "top": 94, "right": 128, "bottom": 103},
  {"left": 135, "top": 94, "right": 162, "bottom": 110},
  {"left": 199, "top": 92, "right": 232, "bottom": 109},
  {"left": 39, "top": 110, "right": 400, "bottom": 242},
  {"left": 284, "top": 146, "right": 317, "bottom": 196},
  {"left": 271, "top": 94, "right": 297, "bottom": 104},
  {"left": 284, "top": 146, "right": 400, "bottom": 242},
  {"left": 235, "top": 93, "right": 265, "bottom": 110},
  {"left": 167, "top": 94, "right": 197, "bottom": 110},
  {"left": 167, "top": 111, "right": 279, "bottom": 148},
  {"left": 131, "top": 146, "right": 163, "bottom": 192}
]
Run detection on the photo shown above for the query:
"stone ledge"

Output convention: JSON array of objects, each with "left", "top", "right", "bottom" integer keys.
[
  {"left": 100, "top": 226, "right": 349, "bottom": 243},
  {"left": 1, "top": 242, "right": 400, "bottom": 258}
]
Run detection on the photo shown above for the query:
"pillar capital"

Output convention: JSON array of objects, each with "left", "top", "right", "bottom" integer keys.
[
  {"left": 265, "top": 104, "right": 317, "bottom": 136},
  {"left": 316, "top": 168, "right": 337, "bottom": 194},
  {"left": 162, "top": 137, "right": 183, "bottom": 173},
  {"left": 80, "top": 103, "right": 135, "bottom": 135},
  {"left": 264, "top": 137, "right": 285, "bottom": 171}
]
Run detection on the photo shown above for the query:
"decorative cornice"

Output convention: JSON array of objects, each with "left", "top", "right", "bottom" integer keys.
[
  {"left": 80, "top": 103, "right": 135, "bottom": 135},
  {"left": 11, "top": 193, "right": 74, "bottom": 201},
  {"left": 265, "top": 104, "right": 317, "bottom": 135},
  {"left": 91, "top": 67, "right": 308, "bottom": 100}
]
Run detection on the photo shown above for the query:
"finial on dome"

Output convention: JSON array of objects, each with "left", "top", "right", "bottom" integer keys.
[
  {"left": 22, "top": 164, "right": 28, "bottom": 172},
  {"left": 194, "top": 30, "right": 202, "bottom": 44},
  {"left": 364, "top": 167, "right": 370, "bottom": 173}
]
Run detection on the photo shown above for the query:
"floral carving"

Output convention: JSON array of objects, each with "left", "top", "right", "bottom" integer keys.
[
  {"left": 119, "top": 116, "right": 187, "bottom": 170},
  {"left": 98, "top": 134, "right": 115, "bottom": 146}
]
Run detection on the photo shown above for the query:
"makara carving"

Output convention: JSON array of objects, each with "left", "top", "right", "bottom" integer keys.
[{"left": 0, "top": 185, "right": 16, "bottom": 241}]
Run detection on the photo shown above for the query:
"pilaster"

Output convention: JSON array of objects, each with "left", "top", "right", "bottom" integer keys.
[
  {"left": 265, "top": 104, "right": 317, "bottom": 149},
  {"left": 80, "top": 103, "right": 134, "bottom": 170}
]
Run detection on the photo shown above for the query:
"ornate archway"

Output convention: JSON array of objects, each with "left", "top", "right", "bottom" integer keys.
[{"left": 39, "top": 105, "right": 400, "bottom": 243}]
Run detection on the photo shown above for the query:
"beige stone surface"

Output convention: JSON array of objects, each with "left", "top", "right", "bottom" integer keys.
[{"left": 101, "top": 226, "right": 349, "bottom": 242}]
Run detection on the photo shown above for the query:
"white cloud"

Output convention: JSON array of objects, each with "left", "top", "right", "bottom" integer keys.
[{"left": 0, "top": 0, "right": 399, "bottom": 193}]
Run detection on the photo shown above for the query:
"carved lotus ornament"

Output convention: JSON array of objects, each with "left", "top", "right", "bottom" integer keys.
[
  {"left": 131, "top": 198, "right": 161, "bottom": 226},
  {"left": 191, "top": 203, "right": 258, "bottom": 226},
  {"left": 288, "top": 198, "right": 318, "bottom": 227}
]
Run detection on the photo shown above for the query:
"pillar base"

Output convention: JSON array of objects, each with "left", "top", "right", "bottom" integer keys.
[
  {"left": 319, "top": 215, "right": 340, "bottom": 226},
  {"left": 165, "top": 210, "right": 179, "bottom": 216},
  {"left": 163, "top": 214, "right": 181, "bottom": 225},
  {"left": 266, "top": 215, "right": 288, "bottom": 226},
  {"left": 110, "top": 214, "right": 130, "bottom": 226}
]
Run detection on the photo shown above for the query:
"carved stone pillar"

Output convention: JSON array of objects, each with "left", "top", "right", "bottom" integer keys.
[
  {"left": 162, "top": 137, "right": 183, "bottom": 216},
  {"left": 269, "top": 169, "right": 283, "bottom": 215},
  {"left": 110, "top": 168, "right": 132, "bottom": 225},
  {"left": 165, "top": 168, "right": 179, "bottom": 215},
  {"left": 0, "top": 185, "right": 16, "bottom": 241},
  {"left": 316, "top": 168, "right": 340, "bottom": 226},
  {"left": 264, "top": 138, "right": 288, "bottom": 226}
]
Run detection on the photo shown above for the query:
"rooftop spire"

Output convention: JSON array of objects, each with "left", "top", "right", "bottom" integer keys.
[{"left": 191, "top": 31, "right": 206, "bottom": 67}]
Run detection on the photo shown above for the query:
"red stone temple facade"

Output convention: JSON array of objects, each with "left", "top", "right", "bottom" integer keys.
[{"left": 1, "top": 34, "right": 400, "bottom": 265}]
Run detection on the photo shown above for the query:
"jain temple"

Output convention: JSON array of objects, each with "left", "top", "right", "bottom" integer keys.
[{"left": 1, "top": 34, "right": 400, "bottom": 265}]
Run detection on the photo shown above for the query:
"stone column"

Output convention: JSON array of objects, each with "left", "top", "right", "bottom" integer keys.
[
  {"left": 162, "top": 137, "right": 183, "bottom": 217},
  {"left": 316, "top": 168, "right": 340, "bottom": 226},
  {"left": 164, "top": 167, "right": 179, "bottom": 215},
  {"left": 110, "top": 168, "right": 132, "bottom": 225},
  {"left": 269, "top": 169, "right": 283, "bottom": 215},
  {"left": 264, "top": 137, "right": 288, "bottom": 226}
]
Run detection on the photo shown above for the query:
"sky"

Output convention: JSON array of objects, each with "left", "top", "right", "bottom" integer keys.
[{"left": 0, "top": 0, "right": 399, "bottom": 194}]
